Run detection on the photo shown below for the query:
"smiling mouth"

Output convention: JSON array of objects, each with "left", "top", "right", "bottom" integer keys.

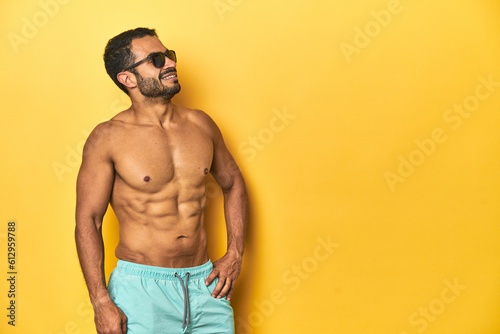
[{"left": 161, "top": 72, "right": 177, "bottom": 80}]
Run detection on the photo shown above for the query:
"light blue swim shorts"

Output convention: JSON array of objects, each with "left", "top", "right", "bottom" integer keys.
[{"left": 108, "top": 259, "right": 234, "bottom": 334}]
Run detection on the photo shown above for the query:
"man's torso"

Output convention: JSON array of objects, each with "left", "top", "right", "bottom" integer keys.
[{"left": 99, "top": 105, "right": 215, "bottom": 268}]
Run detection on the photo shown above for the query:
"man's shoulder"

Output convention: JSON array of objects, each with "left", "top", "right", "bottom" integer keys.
[
  {"left": 83, "top": 119, "right": 124, "bottom": 157},
  {"left": 88, "top": 120, "right": 120, "bottom": 141},
  {"left": 180, "top": 105, "right": 210, "bottom": 121},
  {"left": 179, "top": 105, "right": 219, "bottom": 135},
  {"left": 92, "top": 108, "right": 135, "bottom": 137}
]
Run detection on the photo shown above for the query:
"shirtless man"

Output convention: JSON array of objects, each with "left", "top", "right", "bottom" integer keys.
[{"left": 75, "top": 27, "right": 247, "bottom": 334}]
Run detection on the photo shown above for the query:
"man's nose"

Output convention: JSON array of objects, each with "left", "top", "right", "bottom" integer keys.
[{"left": 163, "top": 57, "right": 176, "bottom": 69}]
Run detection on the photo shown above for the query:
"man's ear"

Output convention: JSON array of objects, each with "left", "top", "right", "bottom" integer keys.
[{"left": 117, "top": 71, "right": 137, "bottom": 90}]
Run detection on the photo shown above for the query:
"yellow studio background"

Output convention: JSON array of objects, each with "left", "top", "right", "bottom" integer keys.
[{"left": 1, "top": 0, "right": 499, "bottom": 333}]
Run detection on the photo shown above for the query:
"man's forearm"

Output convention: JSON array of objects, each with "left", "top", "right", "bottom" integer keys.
[
  {"left": 75, "top": 218, "right": 110, "bottom": 305},
  {"left": 223, "top": 175, "right": 248, "bottom": 258}
]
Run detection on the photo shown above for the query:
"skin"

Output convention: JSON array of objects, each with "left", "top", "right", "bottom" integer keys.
[{"left": 75, "top": 35, "right": 248, "bottom": 334}]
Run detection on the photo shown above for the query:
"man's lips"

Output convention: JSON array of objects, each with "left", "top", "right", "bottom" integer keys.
[{"left": 160, "top": 70, "right": 177, "bottom": 80}]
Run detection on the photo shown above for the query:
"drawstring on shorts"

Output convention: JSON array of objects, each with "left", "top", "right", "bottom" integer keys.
[{"left": 175, "top": 272, "right": 191, "bottom": 333}]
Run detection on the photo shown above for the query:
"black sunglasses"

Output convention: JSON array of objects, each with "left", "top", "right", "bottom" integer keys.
[{"left": 125, "top": 50, "right": 177, "bottom": 71}]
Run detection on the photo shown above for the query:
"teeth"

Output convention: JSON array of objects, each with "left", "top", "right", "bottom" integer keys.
[{"left": 163, "top": 74, "right": 176, "bottom": 79}]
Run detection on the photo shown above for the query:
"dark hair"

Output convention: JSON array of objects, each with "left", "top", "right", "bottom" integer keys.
[{"left": 103, "top": 27, "right": 158, "bottom": 95}]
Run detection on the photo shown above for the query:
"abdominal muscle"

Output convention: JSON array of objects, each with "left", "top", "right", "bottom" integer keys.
[{"left": 110, "top": 180, "right": 210, "bottom": 268}]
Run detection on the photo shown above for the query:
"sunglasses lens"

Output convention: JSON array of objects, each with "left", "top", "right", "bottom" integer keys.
[
  {"left": 149, "top": 51, "right": 176, "bottom": 68},
  {"left": 166, "top": 50, "right": 177, "bottom": 63},
  {"left": 151, "top": 53, "right": 166, "bottom": 68}
]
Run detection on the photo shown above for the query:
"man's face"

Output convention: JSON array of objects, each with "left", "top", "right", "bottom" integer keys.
[{"left": 129, "top": 36, "right": 181, "bottom": 99}]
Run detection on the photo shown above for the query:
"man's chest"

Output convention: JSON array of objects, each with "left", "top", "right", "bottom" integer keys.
[{"left": 111, "top": 126, "right": 213, "bottom": 191}]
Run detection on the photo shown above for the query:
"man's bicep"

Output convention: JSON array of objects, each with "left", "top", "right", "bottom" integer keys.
[
  {"left": 210, "top": 131, "right": 243, "bottom": 191},
  {"left": 76, "top": 130, "right": 114, "bottom": 222}
]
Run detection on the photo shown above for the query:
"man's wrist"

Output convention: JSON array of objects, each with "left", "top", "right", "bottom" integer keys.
[
  {"left": 226, "top": 249, "right": 243, "bottom": 260},
  {"left": 90, "top": 290, "right": 112, "bottom": 308}
]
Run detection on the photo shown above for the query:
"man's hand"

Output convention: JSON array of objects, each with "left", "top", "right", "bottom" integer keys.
[
  {"left": 205, "top": 252, "right": 242, "bottom": 301},
  {"left": 93, "top": 298, "right": 128, "bottom": 334}
]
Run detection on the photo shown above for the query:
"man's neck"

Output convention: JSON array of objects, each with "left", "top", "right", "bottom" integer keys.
[{"left": 130, "top": 96, "right": 176, "bottom": 127}]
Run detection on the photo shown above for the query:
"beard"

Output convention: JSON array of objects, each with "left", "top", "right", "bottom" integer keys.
[{"left": 135, "top": 71, "right": 181, "bottom": 100}]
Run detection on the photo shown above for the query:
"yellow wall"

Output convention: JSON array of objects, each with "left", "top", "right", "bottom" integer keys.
[{"left": 1, "top": 0, "right": 500, "bottom": 333}]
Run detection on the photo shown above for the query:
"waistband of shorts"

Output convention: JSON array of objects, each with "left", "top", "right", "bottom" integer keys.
[{"left": 115, "top": 259, "right": 213, "bottom": 280}]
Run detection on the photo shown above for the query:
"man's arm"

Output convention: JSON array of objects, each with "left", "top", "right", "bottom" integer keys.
[
  {"left": 203, "top": 115, "right": 248, "bottom": 301},
  {"left": 75, "top": 123, "right": 127, "bottom": 334}
]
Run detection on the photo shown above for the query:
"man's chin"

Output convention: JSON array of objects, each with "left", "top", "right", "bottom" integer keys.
[
  {"left": 167, "top": 84, "right": 181, "bottom": 96},
  {"left": 158, "top": 84, "right": 181, "bottom": 100}
]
